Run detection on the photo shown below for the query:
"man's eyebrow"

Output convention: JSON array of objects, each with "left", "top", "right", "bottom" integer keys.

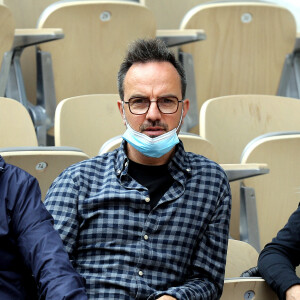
[{"left": 128, "top": 94, "right": 179, "bottom": 100}]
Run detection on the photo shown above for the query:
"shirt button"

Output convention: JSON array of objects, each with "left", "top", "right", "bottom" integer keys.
[
  {"left": 186, "top": 168, "right": 191, "bottom": 172},
  {"left": 138, "top": 270, "right": 143, "bottom": 277},
  {"left": 144, "top": 235, "right": 149, "bottom": 240},
  {"left": 125, "top": 161, "right": 128, "bottom": 167},
  {"left": 117, "top": 169, "right": 121, "bottom": 175},
  {"left": 145, "top": 197, "right": 150, "bottom": 203}
]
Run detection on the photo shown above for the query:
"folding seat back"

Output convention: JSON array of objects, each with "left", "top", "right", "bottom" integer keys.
[
  {"left": 200, "top": 94, "right": 300, "bottom": 239},
  {"left": 241, "top": 133, "right": 300, "bottom": 250},
  {"left": 225, "top": 239, "right": 258, "bottom": 278},
  {"left": 0, "top": 97, "right": 38, "bottom": 147},
  {"left": 55, "top": 94, "right": 125, "bottom": 157},
  {"left": 181, "top": 2, "right": 296, "bottom": 132},
  {"left": 37, "top": 1, "right": 156, "bottom": 112},
  {"left": 1, "top": 147, "right": 89, "bottom": 200}
]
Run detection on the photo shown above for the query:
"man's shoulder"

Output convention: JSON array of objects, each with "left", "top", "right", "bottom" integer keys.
[
  {"left": 0, "top": 156, "right": 37, "bottom": 185},
  {"left": 59, "top": 150, "right": 118, "bottom": 177},
  {"left": 182, "top": 151, "right": 229, "bottom": 185}
]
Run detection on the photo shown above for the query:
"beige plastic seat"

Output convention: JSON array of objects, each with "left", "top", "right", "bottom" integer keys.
[
  {"left": 225, "top": 239, "right": 258, "bottom": 279},
  {"left": 37, "top": 1, "right": 156, "bottom": 124},
  {"left": 222, "top": 239, "right": 278, "bottom": 300},
  {"left": 240, "top": 132, "right": 300, "bottom": 250},
  {"left": 200, "top": 94, "right": 300, "bottom": 239},
  {"left": 181, "top": 2, "right": 296, "bottom": 132},
  {"left": 0, "top": 147, "right": 89, "bottom": 200},
  {"left": 54, "top": 94, "right": 125, "bottom": 157},
  {"left": 0, "top": 4, "right": 15, "bottom": 96},
  {"left": 0, "top": 96, "right": 38, "bottom": 147},
  {"left": 0, "top": 96, "right": 89, "bottom": 200},
  {"left": 221, "top": 278, "right": 278, "bottom": 300}
]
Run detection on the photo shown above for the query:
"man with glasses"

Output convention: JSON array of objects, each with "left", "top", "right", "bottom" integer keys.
[{"left": 45, "top": 38, "right": 231, "bottom": 300}]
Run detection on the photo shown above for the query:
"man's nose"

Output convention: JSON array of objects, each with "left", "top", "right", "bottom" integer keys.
[{"left": 146, "top": 100, "right": 162, "bottom": 120}]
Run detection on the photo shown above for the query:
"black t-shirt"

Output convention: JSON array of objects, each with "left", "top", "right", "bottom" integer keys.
[{"left": 128, "top": 159, "right": 174, "bottom": 209}]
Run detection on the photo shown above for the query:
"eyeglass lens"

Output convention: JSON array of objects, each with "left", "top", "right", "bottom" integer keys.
[{"left": 128, "top": 97, "right": 179, "bottom": 114}]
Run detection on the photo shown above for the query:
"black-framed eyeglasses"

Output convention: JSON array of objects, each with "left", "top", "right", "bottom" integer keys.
[{"left": 124, "top": 97, "right": 183, "bottom": 115}]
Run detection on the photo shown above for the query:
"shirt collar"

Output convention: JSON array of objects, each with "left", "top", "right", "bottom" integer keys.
[{"left": 114, "top": 140, "right": 192, "bottom": 177}]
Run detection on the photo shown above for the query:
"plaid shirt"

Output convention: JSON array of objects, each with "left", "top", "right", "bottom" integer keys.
[{"left": 45, "top": 141, "right": 231, "bottom": 300}]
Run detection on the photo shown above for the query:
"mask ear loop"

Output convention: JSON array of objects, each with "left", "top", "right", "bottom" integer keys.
[
  {"left": 121, "top": 101, "right": 129, "bottom": 126},
  {"left": 175, "top": 101, "right": 184, "bottom": 133}
]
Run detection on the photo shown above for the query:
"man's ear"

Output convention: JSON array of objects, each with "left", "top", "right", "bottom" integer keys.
[
  {"left": 182, "top": 99, "right": 190, "bottom": 120},
  {"left": 117, "top": 100, "right": 126, "bottom": 126}
]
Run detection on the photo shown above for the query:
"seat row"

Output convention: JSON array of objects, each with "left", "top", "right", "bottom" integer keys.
[{"left": 0, "top": 1, "right": 298, "bottom": 143}]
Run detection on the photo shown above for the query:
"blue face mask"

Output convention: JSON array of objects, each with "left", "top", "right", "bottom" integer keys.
[{"left": 122, "top": 105, "right": 183, "bottom": 158}]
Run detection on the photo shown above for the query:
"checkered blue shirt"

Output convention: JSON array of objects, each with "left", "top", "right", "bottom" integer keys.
[{"left": 45, "top": 141, "right": 231, "bottom": 299}]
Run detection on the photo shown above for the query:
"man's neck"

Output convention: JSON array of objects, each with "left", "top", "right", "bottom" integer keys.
[{"left": 126, "top": 143, "right": 175, "bottom": 166}]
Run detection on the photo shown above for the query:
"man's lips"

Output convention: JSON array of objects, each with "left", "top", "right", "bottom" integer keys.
[{"left": 142, "top": 127, "right": 166, "bottom": 136}]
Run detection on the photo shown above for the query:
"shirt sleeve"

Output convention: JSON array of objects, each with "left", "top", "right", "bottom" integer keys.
[
  {"left": 258, "top": 205, "right": 300, "bottom": 300},
  {"left": 150, "top": 177, "right": 232, "bottom": 300},
  {"left": 44, "top": 169, "right": 81, "bottom": 260},
  {"left": 12, "top": 170, "right": 87, "bottom": 300}
]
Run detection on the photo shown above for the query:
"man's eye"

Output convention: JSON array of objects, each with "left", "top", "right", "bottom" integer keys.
[
  {"left": 160, "top": 98, "right": 176, "bottom": 104},
  {"left": 131, "top": 98, "right": 148, "bottom": 105}
]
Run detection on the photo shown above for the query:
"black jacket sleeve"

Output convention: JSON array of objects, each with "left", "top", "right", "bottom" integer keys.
[{"left": 258, "top": 205, "right": 300, "bottom": 300}]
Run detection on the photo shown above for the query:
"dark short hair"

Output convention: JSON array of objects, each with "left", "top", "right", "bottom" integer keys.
[{"left": 118, "top": 38, "right": 186, "bottom": 100}]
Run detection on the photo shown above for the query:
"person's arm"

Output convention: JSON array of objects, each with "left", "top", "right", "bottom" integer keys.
[
  {"left": 258, "top": 206, "right": 300, "bottom": 300},
  {"left": 151, "top": 179, "right": 232, "bottom": 300},
  {"left": 44, "top": 168, "right": 80, "bottom": 261},
  {"left": 13, "top": 170, "right": 87, "bottom": 299}
]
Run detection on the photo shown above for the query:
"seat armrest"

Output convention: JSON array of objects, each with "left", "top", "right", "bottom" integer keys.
[
  {"left": 156, "top": 29, "right": 206, "bottom": 47},
  {"left": 220, "top": 163, "right": 269, "bottom": 182},
  {"left": 13, "top": 28, "right": 64, "bottom": 49}
]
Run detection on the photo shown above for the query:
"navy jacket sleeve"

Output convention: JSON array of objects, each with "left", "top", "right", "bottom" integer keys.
[
  {"left": 258, "top": 205, "right": 300, "bottom": 300},
  {"left": 9, "top": 166, "right": 88, "bottom": 299}
]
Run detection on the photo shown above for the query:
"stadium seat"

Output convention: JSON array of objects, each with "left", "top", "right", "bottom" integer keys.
[
  {"left": 221, "top": 278, "right": 278, "bottom": 300},
  {"left": 225, "top": 239, "right": 258, "bottom": 279},
  {"left": 36, "top": 0, "right": 156, "bottom": 138},
  {"left": 222, "top": 239, "right": 278, "bottom": 300},
  {"left": 180, "top": 2, "right": 296, "bottom": 132},
  {"left": 0, "top": 96, "right": 38, "bottom": 147},
  {"left": 54, "top": 94, "right": 125, "bottom": 157},
  {"left": 199, "top": 94, "right": 300, "bottom": 239},
  {"left": 0, "top": 147, "right": 89, "bottom": 200},
  {"left": 240, "top": 132, "right": 300, "bottom": 251}
]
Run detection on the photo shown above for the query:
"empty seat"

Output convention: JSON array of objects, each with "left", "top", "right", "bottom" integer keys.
[
  {"left": 37, "top": 1, "right": 156, "bottom": 127},
  {"left": 0, "top": 147, "right": 89, "bottom": 200},
  {"left": 181, "top": 2, "right": 296, "bottom": 132},
  {"left": 199, "top": 94, "right": 300, "bottom": 239},
  {"left": 225, "top": 239, "right": 258, "bottom": 279},
  {"left": 0, "top": 96, "right": 38, "bottom": 147},
  {"left": 54, "top": 94, "right": 125, "bottom": 157},
  {"left": 240, "top": 132, "right": 300, "bottom": 250}
]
